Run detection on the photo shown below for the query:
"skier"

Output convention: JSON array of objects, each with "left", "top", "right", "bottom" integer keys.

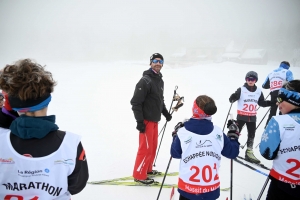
[
  {"left": 229, "top": 71, "right": 271, "bottom": 164},
  {"left": 171, "top": 95, "right": 240, "bottom": 200},
  {"left": 262, "top": 61, "right": 294, "bottom": 128},
  {"left": 0, "top": 59, "right": 89, "bottom": 199},
  {"left": 131, "top": 53, "right": 172, "bottom": 185},
  {"left": 259, "top": 80, "right": 300, "bottom": 200}
]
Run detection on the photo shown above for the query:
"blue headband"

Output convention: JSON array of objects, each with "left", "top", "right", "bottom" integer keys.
[{"left": 12, "top": 95, "right": 52, "bottom": 112}]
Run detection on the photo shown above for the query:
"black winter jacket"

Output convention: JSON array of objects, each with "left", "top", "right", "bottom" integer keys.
[
  {"left": 229, "top": 83, "right": 271, "bottom": 122},
  {"left": 0, "top": 110, "right": 17, "bottom": 128},
  {"left": 131, "top": 69, "right": 168, "bottom": 122}
]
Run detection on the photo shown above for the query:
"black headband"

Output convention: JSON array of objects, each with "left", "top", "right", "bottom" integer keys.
[{"left": 9, "top": 93, "right": 51, "bottom": 108}]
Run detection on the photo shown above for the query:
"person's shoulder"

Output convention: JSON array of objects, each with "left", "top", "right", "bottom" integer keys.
[{"left": 141, "top": 74, "right": 151, "bottom": 84}]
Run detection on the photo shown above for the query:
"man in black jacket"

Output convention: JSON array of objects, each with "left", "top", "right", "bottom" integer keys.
[{"left": 131, "top": 53, "right": 172, "bottom": 185}]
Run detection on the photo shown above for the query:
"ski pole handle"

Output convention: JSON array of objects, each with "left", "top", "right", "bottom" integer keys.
[{"left": 173, "top": 103, "right": 183, "bottom": 111}]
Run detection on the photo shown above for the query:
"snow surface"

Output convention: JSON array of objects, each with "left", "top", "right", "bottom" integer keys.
[{"left": 41, "top": 61, "right": 299, "bottom": 200}]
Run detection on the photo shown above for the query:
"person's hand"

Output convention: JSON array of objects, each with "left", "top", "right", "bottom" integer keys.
[
  {"left": 136, "top": 121, "right": 145, "bottom": 133},
  {"left": 164, "top": 112, "right": 172, "bottom": 122},
  {"left": 229, "top": 95, "right": 236, "bottom": 103},
  {"left": 227, "top": 119, "right": 238, "bottom": 128},
  {"left": 171, "top": 122, "right": 183, "bottom": 137},
  {"left": 227, "top": 120, "right": 240, "bottom": 140}
]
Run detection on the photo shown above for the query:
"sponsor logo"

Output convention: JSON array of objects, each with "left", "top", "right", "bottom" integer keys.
[
  {"left": 0, "top": 158, "right": 15, "bottom": 164},
  {"left": 17, "top": 168, "right": 50, "bottom": 177},
  {"left": 196, "top": 140, "right": 212, "bottom": 148},
  {"left": 184, "top": 137, "right": 192, "bottom": 144},
  {"left": 283, "top": 124, "right": 295, "bottom": 131},
  {"left": 54, "top": 159, "right": 74, "bottom": 165},
  {"left": 215, "top": 134, "right": 222, "bottom": 141}
]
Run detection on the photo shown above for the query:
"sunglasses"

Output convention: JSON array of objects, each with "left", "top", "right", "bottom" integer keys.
[
  {"left": 246, "top": 77, "right": 257, "bottom": 82},
  {"left": 277, "top": 97, "right": 283, "bottom": 104},
  {"left": 152, "top": 59, "right": 164, "bottom": 64}
]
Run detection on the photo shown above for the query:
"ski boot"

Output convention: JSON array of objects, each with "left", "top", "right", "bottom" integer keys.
[
  {"left": 245, "top": 149, "right": 260, "bottom": 164},
  {"left": 134, "top": 177, "right": 155, "bottom": 185},
  {"left": 147, "top": 170, "right": 162, "bottom": 177}
]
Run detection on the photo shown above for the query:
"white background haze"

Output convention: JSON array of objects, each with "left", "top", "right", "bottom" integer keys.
[{"left": 0, "top": 1, "right": 300, "bottom": 199}]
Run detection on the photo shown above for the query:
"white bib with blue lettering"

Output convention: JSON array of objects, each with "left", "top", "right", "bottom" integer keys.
[
  {"left": 0, "top": 129, "right": 80, "bottom": 200},
  {"left": 177, "top": 126, "right": 224, "bottom": 194}
]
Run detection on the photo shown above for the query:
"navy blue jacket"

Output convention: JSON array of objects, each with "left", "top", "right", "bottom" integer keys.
[{"left": 171, "top": 118, "right": 239, "bottom": 200}]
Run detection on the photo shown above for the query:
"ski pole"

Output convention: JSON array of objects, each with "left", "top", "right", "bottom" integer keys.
[
  {"left": 240, "top": 107, "right": 270, "bottom": 149},
  {"left": 229, "top": 113, "right": 235, "bottom": 200},
  {"left": 153, "top": 97, "right": 184, "bottom": 167},
  {"left": 257, "top": 177, "right": 270, "bottom": 200},
  {"left": 158, "top": 86, "right": 180, "bottom": 137},
  {"left": 156, "top": 120, "right": 186, "bottom": 200},
  {"left": 156, "top": 156, "right": 172, "bottom": 200},
  {"left": 169, "top": 86, "right": 179, "bottom": 113},
  {"left": 222, "top": 103, "right": 233, "bottom": 132}
]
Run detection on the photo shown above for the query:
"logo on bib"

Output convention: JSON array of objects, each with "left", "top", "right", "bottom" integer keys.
[
  {"left": 54, "top": 159, "right": 74, "bottom": 165},
  {"left": 0, "top": 158, "right": 15, "bottom": 164},
  {"left": 17, "top": 168, "right": 50, "bottom": 177},
  {"left": 196, "top": 140, "right": 212, "bottom": 148},
  {"left": 283, "top": 124, "right": 295, "bottom": 131},
  {"left": 184, "top": 137, "right": 192, "bottom": 144},
  {"left": 215, "top": 134, "right": 222, "bottom": 141}
]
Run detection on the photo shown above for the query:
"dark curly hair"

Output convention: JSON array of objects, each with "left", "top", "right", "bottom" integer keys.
[{"left": 0, "top": 59, "right": 56, "bottom": 101}]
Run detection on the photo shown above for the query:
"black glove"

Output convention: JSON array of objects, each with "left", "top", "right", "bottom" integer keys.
[
  {"left": 227, "top": 120, "right": 240, "bottom": 140},
  {"left": 229, "top": 95, "right": 236, "bottom": 103},
  {"left": 164, "top": 112, "right": 172, "bottom": 122},
  {"left": 136, "top": 121, "right": 146, "bottom": 133},
  {"left": 172, "top": 122, "right": 184, "bottom": 137},
  {"left": 227, "top": 119, "right": 238, "bottom": 128}
]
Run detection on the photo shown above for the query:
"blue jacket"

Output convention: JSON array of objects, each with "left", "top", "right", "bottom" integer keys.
[
  {"left": 259, "top": 109, "right": 300, "bottom": 159},
  {"left": 171, "top": 118, "right": 239, "bottom": 200},
  {"left": 259, "top": 108, "right": 300, "bottom": 197},
  {"left": 262, "top": 64, "right": 294, "bottom": 90}
]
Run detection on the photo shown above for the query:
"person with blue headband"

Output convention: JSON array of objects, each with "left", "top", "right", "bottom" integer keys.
[
  {"left": 259, "top": 80, "right": 300, "bottom": 200},
  {"left": 0, "top": 59, "right": 89, "bottom": 199},
  {"left": 262, "top": 61, "right": 294, "bottom": 128}
]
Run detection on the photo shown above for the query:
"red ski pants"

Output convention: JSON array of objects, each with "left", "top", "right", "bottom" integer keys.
[{"left": 133, "top": 120, "right": 158, "bottom": 180}]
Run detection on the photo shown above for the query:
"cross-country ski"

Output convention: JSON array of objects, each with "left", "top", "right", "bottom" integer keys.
[
  {"left": 88, "top": 172, "right": 179, "bottom": 184},
  {"left": 89, "top": 180, "right": 231, "bottom": 191},
  {"left": 237, "top": 156, "right": 271, "bottom": 170}
]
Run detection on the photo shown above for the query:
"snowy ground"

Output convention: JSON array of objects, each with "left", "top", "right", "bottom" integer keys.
[{"left": 43, "top": 61, "right": 299, "bottom": 200}]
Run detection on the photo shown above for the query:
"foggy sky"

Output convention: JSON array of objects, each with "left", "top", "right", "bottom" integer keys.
[{"left": 0, "top": 0, "right": 299, "bottom": 63}]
